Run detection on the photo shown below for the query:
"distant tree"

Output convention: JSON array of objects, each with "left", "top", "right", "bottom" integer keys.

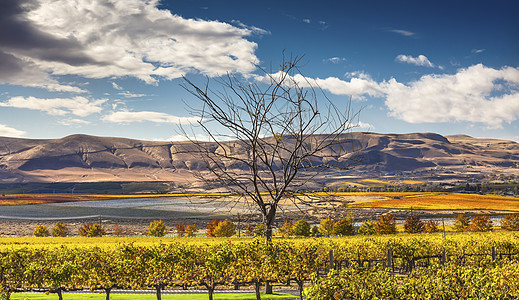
[
  {"left": 176, "top": 223, "right": 186, "bottom": 237},
  {"left": 291, "top": 219, "right": 311, "bottom": 237},
  {"left": 51, "top": 222, "right": 68, "bottom": 237},
  {"left": 185, "top": 224, "right": 197, "bottom": 237},
  {"left": 318, "top": 218, "right": 335, "bottom": 236},
  {"left": 311, "top": 225, "right": 319, "bottom": 236},
  {"left": 213, "top": 219, "right": 235, "bottom": 237},
  {"left": 423, "top": 220, "right": 440, "bottom": 233},
  {"left": 467, "top": 215, "right": 493, "bottom": 232},
  {"left": 79, "top": 223, "right": 106, "bottom": 237},
  {"left": 501, "top": 214, "right": 519, "bottom": 231},
  {"left": 358, "top": 219, "right": 375, "bottom": 235},
  {"left": 113, "top": 224, "right": 126, "bottom": 236},
  {"left": 404, "top": 216, "right": 425, "bottom": 234},
  {"left": 206, "top": 219, "right": 221, "bottom": 237},
  {"left": 374, "top": 214, "right": 397, "bottom": 235},
  {"left": 453, "top": 214, "right": 470, "bottom": 232},
  {"left": 278, "top": 220, "right": 294, "bottom": 237},
  {"left": 333, "top": 217, "right": 355, "bottom": 236},
  {"left": 146, "top": 220, "right": 168, "bottom": 237},
  {"left": 253, "top": 224, "right": 266, "bottom": 237},
  {"left": 244, "top": 224, "right": 254, "bottom": 237},
  {"left": 33, "top": 225, "right": 50, "bottom": 237}
]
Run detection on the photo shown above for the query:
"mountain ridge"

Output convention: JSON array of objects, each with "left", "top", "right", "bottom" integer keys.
[{"left": 0, "top": 132, "right": 518, "bottom": 184}]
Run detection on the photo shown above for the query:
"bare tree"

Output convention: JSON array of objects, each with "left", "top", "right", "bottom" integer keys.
[{"left": 181, "top": 55, "right": 358, "bottom": 242}]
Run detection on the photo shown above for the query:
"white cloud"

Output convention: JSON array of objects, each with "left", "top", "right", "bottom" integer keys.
[
  {"left": 112, "top": 82, "right": 123, "bottom": 90},
  {"left": 0, "top": 0, "right": 262, "bottom": 90},
  {"left": 303, "top": 19, "right": 311, "bottom": 24},
  {"left": 390, "top": 29, "right": 416, "bottom": 37},
  {"left": 0, "top": 124, "right": 26, "bottom": 137},
  {"left": 58, "top": 118, "right": 91, "bottom": 126},
  {"left": 382, "top": 64, "right": 519, "bottom": 128},
  {"left": 118, "top": 91, "right": 148, "bottom": 98},
  {"left": 472, "top": 49, "right": 486, "bottom": 54},
  {"left": 258, "top": 64, "right": 519, "bottom": 128},
  {"left": 395, "top": 54, "right": 435, "bottom": 68},
  {"left": 325, "top": 57, "right": 347, "bottom": 64},
  {"left": 102, "top": 111, "right": 199, "bottom": 124},
  {"left": 354, "top": 121, "right": 374, "bottom": 130},
  {"left": 0, "top": 96, "right": 106, "bottom": 117}
]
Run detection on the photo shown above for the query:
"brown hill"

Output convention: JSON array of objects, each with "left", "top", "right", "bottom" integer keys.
[{"left": 0, "top": 133, "right": 518, "bottom": 183}]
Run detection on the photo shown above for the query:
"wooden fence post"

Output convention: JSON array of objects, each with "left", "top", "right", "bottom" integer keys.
[
  {"left": 492, "top": 246, "right": 496, "bottom": 261},
  {"left": 387, "top": 248, "right": 393, "bottom": 271},
  {"left": 329, "top": 249, "right": 334, "bottom": 270}
]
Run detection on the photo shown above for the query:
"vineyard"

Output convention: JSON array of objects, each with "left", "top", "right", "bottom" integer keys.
[{"left": 1, "top": 232, "right": 519, "bottom": 300}]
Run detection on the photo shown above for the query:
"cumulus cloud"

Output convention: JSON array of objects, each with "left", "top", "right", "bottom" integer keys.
[
  {"left": 382, "top": 64, "right": 519, "bottom": 128},
  {"left": 102, "top": 111, "right": 198, "bottom": 124},
  {"left": 395, "top": 54, "right": 435, "bottom": 68},
  {"left": 0, "top": 96, "right": 106, "bottom": 116},
  {"left": 0, "top": 124, "right": 26, "bottom": 137},
  {"left": 258, "top": 64, "right": 519, "bottom": 128},
  {"left": 0, "top": 0, "right": 263, "bottom": 91}
]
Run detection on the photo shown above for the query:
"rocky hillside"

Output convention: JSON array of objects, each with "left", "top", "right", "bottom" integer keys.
[{"left": 0, "top": 133, "right": 518, "bottom": 183}]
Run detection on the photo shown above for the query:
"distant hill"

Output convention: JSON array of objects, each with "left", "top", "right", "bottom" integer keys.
[{"left": 0, "top": 133, "right": 518, "bottom": 184}]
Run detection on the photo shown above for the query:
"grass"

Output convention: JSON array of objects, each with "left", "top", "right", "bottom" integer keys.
[{"left": 11, "top": 292, "right": 297, "bottom": 300}]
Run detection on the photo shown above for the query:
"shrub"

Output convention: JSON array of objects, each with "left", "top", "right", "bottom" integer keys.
[
  {"left": 291, "top": 219, "right": 311, "bottom": 236},
  {"left": 79, "top": 223, "right": 106, "bottom": 237},
  {"left": 33, "top": 225, "right": 50, "bottom": 237},
  {"left": 453, "top": 214, "right": 470, "bottom": 232},
  {"left": 146, "top": 220, "right": 168, "bottom": 237},
  {"left": 501, "top": 214, "right": 519, "bottom": 231},
  {"left": 176, "top": 223, "right": 186, "bottom": 237},
  {"left": 358, "top": 219, "right": 375, "bottom": 235},
  {"left": 51, "top": 222, "right": 68, "bottom": 237},
  {"left": 113, "top": 224, "right": 126, "bottom": 236},
  {"left": 318, "top": 218, "right": 334, "bottom": 236},
  {"left": 424, "top": 219, "right": 440, "bottom": 233},
  {"left": 278, "top": 220, "right": 293, "bottom": 237},
  {"left": 253, "top": 223, "right": 266, "bottom": 237},
  {"left": 244, "top": 224, "right": 254, "bottom": 236},
  {"left": 213, "top": 219, "right": 235, "bottom": 237},
  {"left": 185, "top": 224, "right": 197, "bottom": 237},
  {"left": 333, "top": 217, "right": 354, "bottom": 236},
  {"left": 374, "top": 214, "right": 397, "bottom": 234},
  {"left": 404, "top": 216, "right": 425, "bottom": 234},
  {"left": 206, "top": 219, "right": 221, "bottom": 237},
  {"left": 467, "top": 215, "right": 492, "bottom": 232}
]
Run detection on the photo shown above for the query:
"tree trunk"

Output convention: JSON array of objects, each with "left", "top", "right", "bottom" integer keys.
[
  {"left": 254, "top": 279, "right": 262, "bottom": 300},
  {"left": 57, "top": 289, "right": 63, "bottom": 300},
  {"left": 265, "top": 282, "right": 273, "bottom": 294},
  {"left": 297, "top": 280, "right": 304, "bottom": 300},
  {"left": 105, "top": 287, "right": 111, "bottom": 300},
  {"left": 155, "top": 285, "right": 162, "bottom": 300}
]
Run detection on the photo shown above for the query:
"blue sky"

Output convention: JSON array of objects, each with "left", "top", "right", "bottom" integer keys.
[{"left": 1, "top": 0, "right": 518, "bottom": 141}]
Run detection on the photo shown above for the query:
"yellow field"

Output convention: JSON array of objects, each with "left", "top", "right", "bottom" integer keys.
[{"left": 349, "top": 192, "right": 519, "bottom": 211}]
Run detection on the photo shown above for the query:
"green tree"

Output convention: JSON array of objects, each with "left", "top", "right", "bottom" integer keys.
[
  {"left": 453, "top": 214, "right": 470, "bottom": 232},
  {"left": 79, "top": 223, "right": 106, "bottom": 237},
  {"left": 358, "top": 219, "right": 375, "bottom": 235},
  {"left": 33, "top": 225, "right": 50, "bottom": 237},
  {"left": 404, "top": 216, "right": 425, "bottom": 234},
  {"left": 333, "top": 217, "right": 355, "bottom": 236},
  {"left": 291, "top": 219, "right": 311, "bottom": 236},
  {"left": 146, "top": 220, "right": 168, "bottom": 237},
  {"left": 253, "top": 223, "right": 266, "bottom": 237},
  {"left": 51, "top": 222, "right": 68, "bottom": 237},
  {"left": 318, "top": 218, "right": 334, "bottom": 236},
  {"left": 374, "top": 214, "right": 397, "bottom": 235},
  {"left": 213, "top": 219, "right": 236, "bottom": 237}
]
